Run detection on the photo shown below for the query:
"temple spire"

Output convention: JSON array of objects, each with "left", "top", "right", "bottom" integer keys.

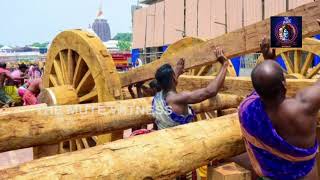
[{"left": 97, "top": 0, "right": 103, "bottom": 17}]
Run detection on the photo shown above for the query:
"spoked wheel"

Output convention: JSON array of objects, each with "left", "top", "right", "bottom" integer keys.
[
  {"left": 41, "top": 30, "right": 122, "bottom": 154},
  {"left": 257, "top": 37, "right": 320, "bottom": 79},
  {"left": 46, "top": 49, "right": 98, "bottom": 103}
]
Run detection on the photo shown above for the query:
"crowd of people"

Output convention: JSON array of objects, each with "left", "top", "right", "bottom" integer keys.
[{"left": 0, "top": 62, "right": 43, "bottom": 108}]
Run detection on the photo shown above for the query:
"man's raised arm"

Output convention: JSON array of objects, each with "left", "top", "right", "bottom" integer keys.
[
  {"left": 260, "top": 37, "right": 276, "bottom": 60},
  {"left": 170, "top": 48, "right": 229, "bottom": 104}
]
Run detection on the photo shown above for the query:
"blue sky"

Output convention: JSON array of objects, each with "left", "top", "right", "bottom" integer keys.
[{"left": 0, "top": 0, "right": 136, "bottom": 46}]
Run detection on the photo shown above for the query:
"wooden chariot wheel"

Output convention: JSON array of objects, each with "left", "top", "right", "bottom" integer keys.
[
  {"left": 257, "top": 37, "right": 320, "bottom": 79},
  {"left": 39, "top": 30, "right": 123, "bottom": 155}
]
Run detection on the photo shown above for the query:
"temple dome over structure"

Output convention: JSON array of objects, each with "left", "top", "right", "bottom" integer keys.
[{"left": 92, "top": 1, "right": 111, "bottom": 42}]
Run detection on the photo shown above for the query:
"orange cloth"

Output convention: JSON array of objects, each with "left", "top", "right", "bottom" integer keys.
[{"left": 22, "top": 90, "right": 38, "bottom": 105}]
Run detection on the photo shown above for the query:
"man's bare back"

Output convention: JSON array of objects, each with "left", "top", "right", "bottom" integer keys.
[
  {"left": 266, "top": 98, "right": 317, "bottom": 149},
  {"left": 268, "top": 90, "right": 319, "bottom": 180},
  {"left": 242, "top": 38, "right": 319, "bottom": 179}
]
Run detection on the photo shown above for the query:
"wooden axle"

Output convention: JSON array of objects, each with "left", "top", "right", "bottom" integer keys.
[
  {"left": 0, "top": 94, "right": 241, "bottom": 153},
  {"left": 119, "top": 1, "right": 320, "bottom": 87},
  {"left": 37, "top": 85, "right": 79, "bottom": 106},
  {"left": 0, "top": 114, "right": 245, "bottom": 179}
]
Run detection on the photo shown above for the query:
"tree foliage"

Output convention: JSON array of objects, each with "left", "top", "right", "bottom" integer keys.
[
  {"left": 0, "top": 45, "right": 3, "bottom": 48},
  {"left": 117, "top": 40, "right": 131, "bottom": 51},
  {"left": 31, "top": 42, "right": 49, "bottom": 48},
  {"left": 113, "top": 33, "right": 132, "bottom": 42}
]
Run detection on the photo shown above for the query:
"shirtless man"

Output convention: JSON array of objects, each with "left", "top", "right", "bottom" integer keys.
[
  {"left": 152, "top": 48, "right": 229, "bottom": 130},
  {"left": 238, "top": 38, "right": 318, "bottom": 180},
  {"left": 22, "top": 78, "right": 42, "bottom": 105}
]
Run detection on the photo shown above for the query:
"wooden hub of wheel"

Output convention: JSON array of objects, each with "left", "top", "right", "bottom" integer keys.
[{"left": 38, "top": 85, "right": 79, "bottom": 106}]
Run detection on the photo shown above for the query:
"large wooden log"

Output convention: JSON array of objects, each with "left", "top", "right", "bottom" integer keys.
[
  {"left": 0, "top": 104, "right": 47, "bottom": 114},
  {"left": 119, "top": 1, "right": 320, "bottom": 87},
  {"left": 0, "top": 114, "right": 245, "bottom": 179},
  {"left": 0, "top": 94, "right": 241, "bottom": 153},
  {"left": 0, "top": 75, "right": 316, "bottom": 152},
  {"left": 177, "top": 75, "right": 316, "bottom": 97}
]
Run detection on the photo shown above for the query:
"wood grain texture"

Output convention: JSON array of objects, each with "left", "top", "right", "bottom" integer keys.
[
  {"left": 0, "top": 114, "right": 245, "bottom": 180},
  {"left": 177, "top": 75, "right": 316, "bottom": 97},
  {"left": 0, "top": 75, "right": 316, "bottom": 152},
  {"left": 0, "top": 94, "right": 242, "bottom": 153},
  {"left": 0, "top": 104, "right": 47, "bottom": 114},
  {"left": 120, "top": 1, "right": 320, "bottom": 87},
  {"left": 38, "top": 85, "right": 79, "bottom": 106}
]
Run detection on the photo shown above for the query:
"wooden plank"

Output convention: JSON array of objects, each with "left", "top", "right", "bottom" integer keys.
[
  {"left": 119, "top": 1, "right": 320, "bottom": 87},
  {"left": 220, "top": 108, "right": 238, "bottom": 116},
  {"left": 301, "top": 52, "right": 314, "bottom": 76},
  {"left": 59, "top": 52, "right": 69, "bottom": 84},
  {"left": 81, "top": 138, "right": 90, "bottom": 149},
  {"left": 0, "top": 114, "right": 245, "bottom": 179},
  {"left": 0, "top": 94, "right": 241, "bottom": 152},
  {"left": 280, "top": 52, "right": 294, "bottom": 74},
  {"left": 67, "top": 49, "right": 75, "bottom": 85},
  {"left": 78, "top": 89, "right": 98, "bottom": 103},
  {"left": 72, "top": 57, "right": 84, "bottom": 87},
  {"left": 53, "top": 60, "right": 65, "bottom": 85},
  {"left": 58, "top": 142, "right": 67, "bottom": 153},
  {"left": 75, "top": 139, "right": 83, "bottom": 150},
  {"left": 49, "top": 74, "right": 59, "bottom": 87},
  {"left": 75, "top": 71, "right": 92, "bottom": 94},
  {"left": 294, "top": 50, "right": 301, "bottom": 73},
  {"left": 177, "top": 75, "right": 316, "bottom": 98}
]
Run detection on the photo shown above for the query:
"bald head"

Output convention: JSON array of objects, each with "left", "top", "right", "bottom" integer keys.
[{"left": 251, "top": 61, "right": 286, "bottom": 99}]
